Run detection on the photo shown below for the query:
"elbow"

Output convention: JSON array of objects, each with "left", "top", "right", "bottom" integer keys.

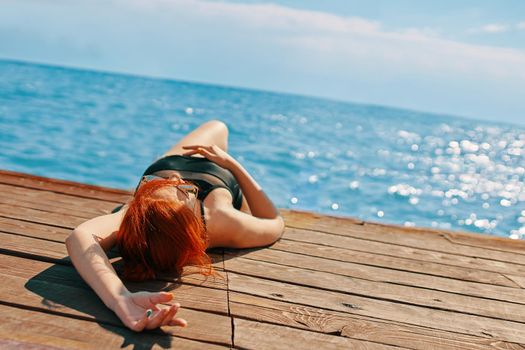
[
  {"left": 65, "top": 229, "right": 81, "bottom": 254},
  {"left": 276, "top": 216, "right": 285, "bottom": 237},
  {"left": 268, "top": 216, "right": 285, "bottom": 246},
  {"left": 65, "top": 230, "right": 75, "bottom": 253}
]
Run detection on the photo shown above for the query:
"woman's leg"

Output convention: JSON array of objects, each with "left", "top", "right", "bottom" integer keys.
[{"left": 161, "top": 120, "right": 229, "bottom": 157}]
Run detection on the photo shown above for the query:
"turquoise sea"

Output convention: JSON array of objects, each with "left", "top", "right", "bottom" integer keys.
[{"left": 1, "top": 59, "right": 524, "bottom": 239}]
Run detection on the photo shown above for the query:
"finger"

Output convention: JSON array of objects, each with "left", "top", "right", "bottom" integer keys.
[
  {"left": 182, "top": 145, "right": 211, "bottom": 150},
  {"left": 197, "top": 148, "right": 215, "bottom": 158},
  {"left": 168, "top": 317, "right": 188, "bottom": 328},
  {"left": 160, "top": 304, "right": 179, "bottom": 327},
  {"left": 182, "top": 149, "right": 200, "bottom": 156},
  {"left": 145, "top": 308, "right": 168, "bottom": 330},
  {"left": 130, "top": 312, "right": 149, "bottom": 332},
  {"left": 183, "top": 147, "right": 215, "bottom": 159},
  {"left": 148, "top": 292, "right": 173, "bottom": 305}
]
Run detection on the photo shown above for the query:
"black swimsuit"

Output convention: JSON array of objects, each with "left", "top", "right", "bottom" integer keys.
[
  {"left": 111, "top": 155, "right": 243, "bottom": 226},
  {"left": 140, "top": 155, "right": 244, "bottom": 210}
]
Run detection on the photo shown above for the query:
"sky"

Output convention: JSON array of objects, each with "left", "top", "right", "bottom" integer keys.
[{"left": 1, "top": 0, "right": 524, "bottom": 125}]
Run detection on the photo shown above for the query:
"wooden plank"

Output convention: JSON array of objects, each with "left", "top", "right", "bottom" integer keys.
[
  {"left": 0, "top": 194, "right": 98, "bottom": 220},
  {"left": 444, "top": 230, "right": 525, "bottom": 254},
  {"left": 0, "top": 203, "right": 84, "bottom": 228},
  {"left": 269, "top": 238, "right": 518, "bottom": 288},
  {"left": 234, "top": 318, "right": 405, "bottom": 349},
  {"left": 229, "top": 292, "right": 522, "bottom": 350},
  {"left": 0, "top": 339, "right": 65, "bottom": 350},
  {"left": 225, "top": 256, "right": 525, "bottom": 322},
  {"left": 282, "top": 211, "right": 525, "bottom": 263},
  {"left": 282, "top": 209, "right": 525, "bottom": 254},
  {"left": 0, "top": 231, "right": 70, "bottom": 260},
  {"left": 0, "top": 183, "right": 112, "bottom": 216},
  {"left": 0, "top": 217, "right": 70, "bottom": 242},
  {"left": 226, "top": 247, "right": 525, "bottom": 304},
  {"left": 0, "top": 170, "right": 131, "bottom": 203},
  {"left": 506, "top": 275, "right": 525, "bottom": 289},
  {"left": 363, "top": 221, "right": 525, "bottom": 261},
  {"left": 225, "top": 270, "right": 525, "bottom": 344},
  {"left": 0, "top": 187, "right": 108, "bottom": 220},
  {"left": 0, "top": 254, "right": 231, "bottom": 346},
  {"left": 282, "top": 228, "right": 525, "bottom": 276},
  {"left": 282, "top": 210, "right": 364, "bottom": 225},
  {"left": 0, "top": 303, "right": 227, "bottom": 350}
]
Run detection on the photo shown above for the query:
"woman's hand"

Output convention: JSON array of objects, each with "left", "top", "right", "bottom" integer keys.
[
  {"left": 182, "top": 144, "right": 238, "bottom": 170},
  {"left": 111, "top": 291, "right": 187, "bottom": 332}
]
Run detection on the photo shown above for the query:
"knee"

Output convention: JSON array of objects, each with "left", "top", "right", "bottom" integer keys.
[{"left": 207, "top": 119, "right": 228, "bottom": 135}]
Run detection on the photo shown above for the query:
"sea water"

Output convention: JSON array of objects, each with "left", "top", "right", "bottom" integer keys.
[{"left": 1, "top": 59, "right": 524, "bottom": 239}]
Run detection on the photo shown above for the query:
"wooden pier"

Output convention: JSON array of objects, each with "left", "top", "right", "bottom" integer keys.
[{"left": 0, "top": 169, "right": 524, "bottom": 349}]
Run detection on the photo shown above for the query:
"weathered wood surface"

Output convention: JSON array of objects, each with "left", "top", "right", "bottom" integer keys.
[{"left": 0, "top": 169, "right": 524, "bottom": 349}]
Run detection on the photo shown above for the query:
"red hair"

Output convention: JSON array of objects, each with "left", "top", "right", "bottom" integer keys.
[{"left": 116, "top": 177, "right": 216, "bottom": 281}]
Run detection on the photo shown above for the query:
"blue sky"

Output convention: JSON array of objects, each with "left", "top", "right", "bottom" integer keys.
[{"left": 1, "top": 0, "right": 524, "bottom": 124}]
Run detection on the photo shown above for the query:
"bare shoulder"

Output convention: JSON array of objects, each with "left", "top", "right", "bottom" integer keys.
[{"left": 206, "top": 206, "right": 284, "bottom": 249}]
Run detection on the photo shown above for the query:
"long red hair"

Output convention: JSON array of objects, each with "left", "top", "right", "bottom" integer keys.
[{"left": 116, "top": 177, "right": 215, "bottom": 281}]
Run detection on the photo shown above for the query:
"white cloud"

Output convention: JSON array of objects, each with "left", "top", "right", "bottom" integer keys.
[
  {"left": 144, "top": 0, "right": 525, "bottom": 76},
  {"left": 144, "top": 0, "right": 525, "bottom": 78},
  {"left": 3, "top": 1, "right": 524, "bottom": 71},
  {"left": 480, "top": 23, "right": 509, "bottom": 33},
  {"left": 2, "top": 0, "right": 525, "bottom": 81},
  {"left": 470, "top": 21, "right": 525, "bottom": 33}
]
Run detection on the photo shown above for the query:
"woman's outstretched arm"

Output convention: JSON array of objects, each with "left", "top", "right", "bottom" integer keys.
[{"left": 66, "top": 212, "right": 187, "bottom": 331}]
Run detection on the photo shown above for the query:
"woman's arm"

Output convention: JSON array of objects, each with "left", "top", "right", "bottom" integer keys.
[
  {"left": 182, "top": 145, "right": 285, "bottom": 247},
  {"left": 226, "top": 157, "right": 281, "bottom": 220},
  {"left": 182, "top": 144, "right": 282, "bottom": 220},
  {"left": 66, "top": 216, "right": 129, "bottom": 312},
  {"left": 66, "top": 212, "right": 186, "bottom": 331}
]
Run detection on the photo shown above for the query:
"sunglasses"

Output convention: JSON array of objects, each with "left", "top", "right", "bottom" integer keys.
[{"left": 140, "top": 174, "right": 199, "bottom": 201}]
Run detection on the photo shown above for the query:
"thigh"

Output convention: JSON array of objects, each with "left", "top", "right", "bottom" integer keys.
[{"left": 161, "top": 120, "right": 229, "bottom": 157}]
